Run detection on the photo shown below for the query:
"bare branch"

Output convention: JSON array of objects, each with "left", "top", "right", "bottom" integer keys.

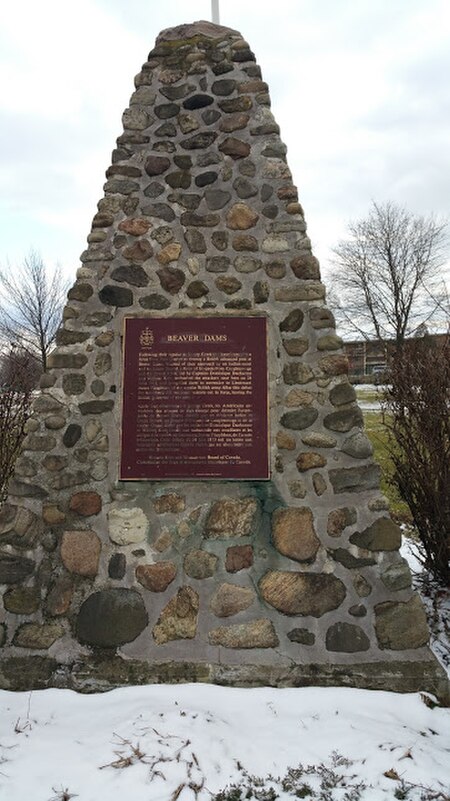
[
  {"left": 330, "top": 201, "right": 449, "bottom": 345},
  {"left": 0, "top": 249, "right": 68, "bottom": 372}
]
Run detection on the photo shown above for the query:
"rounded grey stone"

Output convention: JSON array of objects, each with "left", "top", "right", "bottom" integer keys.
[
  {"left": 183, "top": 94, "right": 214, "bottom": 109},
  {"left": 139, "top": 294, "right": 171, "bottom": 310},
  {"left": 111, "top": 265, "right": 149, "bottom": 287},
  {"left": 143, "top": 203, "right": 175, "bottom": 222},
  {"left": 91, "top": 380, "right": 105, "bottom": 397},
  {"left": 205, "top": 189, "right": 232, "bottom": 210},
  {"left": 195, "top": 171, "right": 218, "bottom": 187},
  {"left": 381, "top": 559, "right": 412, "bottom": 591},
  {"left": 341, "top": 432, "right": 373, "bottom": 459},
  {"left": 280, "top": 408, "right": 319, "bottom": 430},
  {"left": 326, "top": 622, "right": 370, "bottom": 652},
  {"left": 329, "top": 383, "right": 356, "bottom": 407},
  {"left": 287, "top": 628, "right": 315, "bottom": 645},
  {"left": 324, "top": 407, "right": 363, "bottom": 432},
  {"left": 279, "top": 309, "right": 304, "bottom": 332},
  {"left": 79, "top": 400, "right": 114, "bottom": 416},
  {"left": 63, "top": 424, "right": 82, "bottom": 448},
  {"left": 0, "top": 553, "right": 35, "bottom": 584},
  {"left": 202, "top": 109, "right": 221, "bottom": 125},
  {"left": 206, "top": 256, "right": 230, "bottom": 273},
  {"left": 212, "top": 231, "right": 228, "bottom": 250},
  {"left": 144, "top": 181, "right": 165, "bottom": 198},
  {"left": 184, "top": 230, "right": 207, "bottom": 253},
  {"left": 108, "top": 553, "right": 127, "bottom": 580},
  {"left": 99, "top": 286, "right": 133, "bottom": 307},
  {"left": 76, "top": 589, "right": 148, "bottom": 647},
  {"left": 233, "top": 177, "right": 258, "bottom": 198},
  {"left": 165, "top": 171, "right": 191, "bottom": 189},
  {"left": 154, "top": 103, "right": 180, "bottom": 119},
  {"left": 212, "top": 79, "right": 237, "bottom": 95},
  {"left": 62, "top": 374, "right": 86, "bottom": 396}
]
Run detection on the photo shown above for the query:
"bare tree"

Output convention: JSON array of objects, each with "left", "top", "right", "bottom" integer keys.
[
  {"left": 0, "top": 250, "right": 68, "bottom": 372},
  {"left": 0, "top": 347, "right": 36, "bottom": 502},
  {"left": 330, "top": 201, "right": 448, "bottom": 345}
]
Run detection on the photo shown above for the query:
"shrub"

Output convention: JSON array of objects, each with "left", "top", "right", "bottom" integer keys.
[{"left": 383, "top": 335, "right": 449, "bottom": 585}]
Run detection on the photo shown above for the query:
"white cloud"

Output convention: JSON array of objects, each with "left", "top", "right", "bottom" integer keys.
[{"left": 0, "top": 0, "right": 448, "bottom": 280}]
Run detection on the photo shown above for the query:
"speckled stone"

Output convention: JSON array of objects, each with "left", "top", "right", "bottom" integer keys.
[
  {"left": 61, "top": 530, "right": 101, "bottom": 577},
  {"left": 283, "top": 362, "right": 314, "bottom": 384},
  {"left": 152, "top": 586, "right": 199, "bottom": 644},
  {"left": 208, "top": 619, "right": 278, "bottom": 649},
  {"left": 296, "top": 452, "right": 327, "bottom": 471},
  {"left": 215, "top": 276, "right": 242, "bottom": 294},
  {"left": 139, "top": 293, "right": 171, "bottom": 310},
  {"left": 226, "top": 203, "right": 259, "bottom": 229},
  {"left": 327, "top": 507, "right": 357, "bottom": 537},
  {"left": 183, "top": 549, "right": 218, "bottom": 579},
  {"left": 205, "top": 497, "right": 258, "bottom": 539},
  {"left": 13, "top": 622, "right": 65, "bottom": 650}
]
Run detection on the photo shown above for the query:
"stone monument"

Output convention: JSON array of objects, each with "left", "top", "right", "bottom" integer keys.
[{"left": 0, "top": 21, "right": 447, "bottom": 699}]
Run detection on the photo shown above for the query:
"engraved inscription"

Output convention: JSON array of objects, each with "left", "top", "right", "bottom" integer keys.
[{"left": 120, "top": 317, "right": 269, "bottom": 480}]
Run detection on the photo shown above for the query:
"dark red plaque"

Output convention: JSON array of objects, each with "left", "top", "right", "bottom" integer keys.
[{"left": 120, "top": 317, "right": 269, "bottom": 480}]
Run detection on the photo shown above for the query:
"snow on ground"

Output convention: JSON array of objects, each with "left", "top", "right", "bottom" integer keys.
[
  {"left": 0, "top": 683, "right": 449, "bottom": 801},
  {"left": 0, "top": 539, "right": 448, "bottom": 801}
]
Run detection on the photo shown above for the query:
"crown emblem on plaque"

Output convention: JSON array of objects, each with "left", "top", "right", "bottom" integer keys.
[{"left": 139, "top": 327, "right": 154, "bottom": 348}]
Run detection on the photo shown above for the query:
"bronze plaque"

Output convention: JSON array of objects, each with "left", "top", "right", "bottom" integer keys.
[{"left": 120, "top": 317, "right": 269, "bottom": 480}]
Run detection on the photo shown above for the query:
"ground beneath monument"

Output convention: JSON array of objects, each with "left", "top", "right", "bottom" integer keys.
[{"left": 0, "top": 544, "right": 448, "bottom": 801}]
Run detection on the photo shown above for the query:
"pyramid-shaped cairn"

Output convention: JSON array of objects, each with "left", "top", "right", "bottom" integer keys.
[{"left": 0, "top": 21, "right": 447, "bottom": 699}]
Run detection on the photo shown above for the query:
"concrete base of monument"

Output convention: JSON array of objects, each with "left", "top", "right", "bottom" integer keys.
[{"left": 0, "top": 655, "right": 448, "bottom": 704}]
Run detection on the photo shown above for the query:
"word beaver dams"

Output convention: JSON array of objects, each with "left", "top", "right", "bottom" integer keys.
[{"left": 0, "top": 20, "right": 447, "bottom": 701}]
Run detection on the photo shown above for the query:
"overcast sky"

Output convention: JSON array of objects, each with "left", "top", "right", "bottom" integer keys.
[{"left": 1, "top": 0, "right": 449, "bottom": 283}]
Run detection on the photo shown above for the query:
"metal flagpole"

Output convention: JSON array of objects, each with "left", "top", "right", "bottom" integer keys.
[{"left": 211, "top": 0, "right": 220, "bottom": 24}]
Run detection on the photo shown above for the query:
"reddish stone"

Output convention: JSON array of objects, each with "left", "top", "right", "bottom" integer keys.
[
  {"left": 145, "top": 155, "right": 171, "bottom": 175},
  {"left": 272, "top": 507, "right": 320, "bottom": 563},
  {"left": 219, "top": 113, "right": 249, "bottom": 132},
  {"left": 69, "top": 491, "right": 102, "bottom": 517},
  {"left": 119, "top": 218, "right": 152, "bottom": 236},
  {"left": 123, "top": 239, "right": 153, "bottom": 262},
  {"left": 61, "top": 530, "right": 101, "bottom": 577},
  {"left": 225, "top": 545, "right": 254, "bottom": 573},
  {"left": 219, "top": 137, "right": 251, "bottom": 159},
  {"left": 136, "top": 561, "right": 177, "bottom": 592}
]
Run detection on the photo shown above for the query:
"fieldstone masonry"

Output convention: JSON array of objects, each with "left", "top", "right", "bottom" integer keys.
[{"left": 0, "top": 21, "right": 447, "bottom": 699}]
